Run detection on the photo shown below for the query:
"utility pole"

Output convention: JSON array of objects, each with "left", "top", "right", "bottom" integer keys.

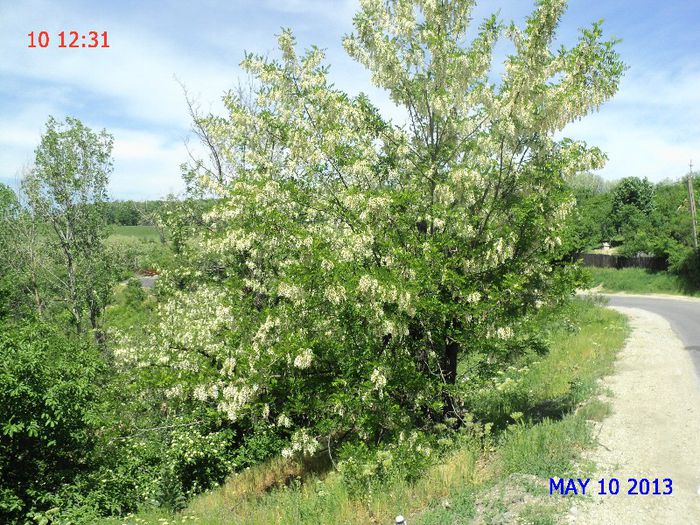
[{"left": 688, "top": 160, "right": 698, "bottom": 252}]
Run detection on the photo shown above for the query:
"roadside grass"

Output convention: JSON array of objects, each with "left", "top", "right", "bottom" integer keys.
[
  {"left": 107, "top": 300, "right": 627, "bottom": 525},
  {"left": 588, "top": 267, "right": 700, "bottom": 297},
  {"left": 416, "top": 300, "right": 627, "bottom": 524}
]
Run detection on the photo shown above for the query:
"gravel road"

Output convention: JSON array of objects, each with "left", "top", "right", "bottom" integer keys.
[
  {"left": 604, "top": 294, "right": 700, "bottom": 376},
  {"left": 573, "top": 300, "right": 700, "bottom": 524}
]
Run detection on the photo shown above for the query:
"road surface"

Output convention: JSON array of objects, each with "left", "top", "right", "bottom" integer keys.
[
  {"left": 573, "top": 296, "right": 700, "bottom": 523},
  {"left": 138, "top": 275, "right": 158, "bottom": 289},
  {"left": 604, "top": 294, "right": 700, "bottom": 376}
]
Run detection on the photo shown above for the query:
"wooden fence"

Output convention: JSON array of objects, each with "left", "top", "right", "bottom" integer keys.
[{"left": 576, "top": 253, "right": 668, "bottom": 271}]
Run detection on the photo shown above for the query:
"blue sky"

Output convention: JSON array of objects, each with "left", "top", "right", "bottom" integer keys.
[{"left": 1, "top": 0, "right": 699, "bottom": 200}]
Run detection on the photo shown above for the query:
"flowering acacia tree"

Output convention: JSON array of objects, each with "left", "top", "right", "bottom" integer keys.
[{"left": 120, "top": 0, "right": 623, "bottom": 461}]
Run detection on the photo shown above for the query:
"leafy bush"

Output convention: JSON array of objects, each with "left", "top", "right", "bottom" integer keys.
[
  {"left": 671, "top": 250, "right": 700, "bottom": 289},
  {"left": 611, "top": 177, "right": 655, "bottom": 236},
  {"left": 0, "top": 321, "right": 104, "bottom": 523},
  {"left": 124, "top": 278, "right": 146, "bottom": 305},
  {"left": 338, "top": 431, "right": 443, "bottom": 494}
]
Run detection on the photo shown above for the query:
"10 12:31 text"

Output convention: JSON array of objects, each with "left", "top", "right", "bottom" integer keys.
[{"left": 27, "top": 31, "right": 109, "bottom": 49}]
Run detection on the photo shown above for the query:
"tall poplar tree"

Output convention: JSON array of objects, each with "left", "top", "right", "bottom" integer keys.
[{"left": 23, "top": 116, "right": 113, "bottom": 337}]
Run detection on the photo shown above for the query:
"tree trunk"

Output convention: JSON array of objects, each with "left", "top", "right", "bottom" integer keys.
[
  {"left": 66, "top": 254, "right": 82, "bottom": 334},
  {"left": 443, "top": 337, "right": 458, "bottom": 386},
  {"left": 441, "top": 322, "right": 460, "bottom": 423}
]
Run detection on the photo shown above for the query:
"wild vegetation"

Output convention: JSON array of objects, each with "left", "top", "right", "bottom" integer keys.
[
  {"left": 106, "top": 299, "right": 628, "bottom": 524},
  {"left": 0, "top": 0, "right": 627, "bottom": 523}
]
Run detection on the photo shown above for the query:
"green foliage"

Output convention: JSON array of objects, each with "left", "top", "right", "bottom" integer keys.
[
  {"left": 338, "top": 431, "right": 443, "bottom": 494},
  {"left": 154, "top": 195, "right": 212, "bottom": 255},
  {"left": 634, "top": 176, "right": 700, "bottom": 285},
  {"left": 104, "top": 234, "right": 172, "bottom": 275},
  {"left": 671, "top": 250, "right": 700, "bottom": 288},
  {"left": 610, "top": 176, "right": 655, "bottom": 238},
  {"left": 124, "top": 278, "right": 147, "bottom": 305},
  {"left": 461, "top": 297, "right": 626, "bottom": 432},
  {"left": 156, "top": 466, "right": 187, "bottom": 513},
  {"left": 118, "top": 300, "right": 625, "bottom": 524},
  {"left": 105, "top": 200, "right": 142, "bottom": 226},
  {"left": 567, "top": 171, "right": 611, "bottom": 198},
  {"left": 612, "top": 176, "right": 655, "bottom": 214},
  {"left": 0, "top": 184, "right": 22, "bottom": 316},
  {"left": 0, "top": 321, "right": 104, "bottom": 523},
  {"left": 233, "top": 424, "right": 286, "bottom": 468},
  {"left": 562, "top": 191, "right": 614, "bottom": 252},
  {"left": 569, "top": 172, "right": 700, "bottom": 288}
]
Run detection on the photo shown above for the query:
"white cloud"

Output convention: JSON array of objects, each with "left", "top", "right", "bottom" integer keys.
[
  {"left": 109, "top": 128, "right": 188, "bottom": 199},
  {"left": 567, "top": 114, "right": 694, "bottom": 182},
  {"left": 2, "top": 0, "right": 699, "bottom": 200},
  {"left": 0, "top": 0, "right": 241, "bottom": 198},
  {"left": 0, "top": 103, "right": 61, "bottom": 188},
  {"left": 0, "top": 32, "right": 228, "bottom": 130},
  {"left": 564, "top": 65, "right": 700, "bottom": 183}
]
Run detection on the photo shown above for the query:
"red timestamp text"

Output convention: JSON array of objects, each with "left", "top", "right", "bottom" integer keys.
[{"left": 27, "top": 31, "right": 109, "bottom": 49}]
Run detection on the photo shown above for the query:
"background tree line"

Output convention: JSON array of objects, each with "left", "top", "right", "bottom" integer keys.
[{"left": 563, "top": 171, "right": 700, "bottom": 286}]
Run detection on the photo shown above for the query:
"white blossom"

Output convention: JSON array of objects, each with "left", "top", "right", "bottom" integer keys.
[
  {"left": 293, "top": 348, "right": 314, "bottom": 369},
  {"left": 370, "top": 368, "right": 387, "bottom": 391},
  {"left": 466, "top": 291, "right": 481, "bottom": 303},
  {"left": 277, "top": 414, "right": 292, "bottom": 428},
  {"left": 282, "top": 429, "right": 319, "bottom": 458}
]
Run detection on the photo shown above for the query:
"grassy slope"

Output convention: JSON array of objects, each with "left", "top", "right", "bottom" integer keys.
[
  {"left": 109, "top": 300, "right": 628, "bottom": 525},
  {"left": 417, "top": 301, "right": 626, "bottom": 524},
  {"left": 588, "top": 267, "right": 700, "bottom": 297}
]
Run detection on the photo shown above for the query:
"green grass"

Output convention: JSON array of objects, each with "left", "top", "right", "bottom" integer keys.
[
  {"left": 588, "top": 267, "right": 700, "bottom": 297},
  {"left": 103, "top": 280, "right": 157, "bottom": 333},
  {"left": 107, "top": 300, "right": 628, "bottom": 525},
  {"left": 498, "top": 415, "right": 592, "bottom": 478},
  {"left": 109, "top": 225, "right": 161, "bottom": 242},
  {"left": 105, "top": 225, "right": 172, "bottom": 273}
]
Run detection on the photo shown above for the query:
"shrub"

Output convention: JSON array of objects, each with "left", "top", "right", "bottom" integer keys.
[{"left": 0, "top": 321, "right": 104, "bottom": 523}]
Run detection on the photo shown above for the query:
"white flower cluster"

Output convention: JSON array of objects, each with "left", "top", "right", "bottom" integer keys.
[
  {"left": 465, "top": 291, "right": 481, "bottom": 303},
  {"left": 370, "top": 368, "right": 387, "bottom": 391},
  {"left": 277, "top": 282, "right": 304, "bottom": 305},
  {"left": 277, "top": 414, "right": 292, "bottom": 428},
  {"left": 218, "top": 384, "right": 258, "bottom": 422},
  {"left": 281, "top": 429, "right": 319, "bottom": 458},
  {"left": 324, "top": 284, "right": 346, "bottom": 305},
  {"left": 193, "top": 383, "right": 220, "bottom": 402},
  {"left": 293, "top": 348, "right": 314, "bottom": 369},
  {"left": 495, "top": 326, "right": 514, "bottom": 340}
]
